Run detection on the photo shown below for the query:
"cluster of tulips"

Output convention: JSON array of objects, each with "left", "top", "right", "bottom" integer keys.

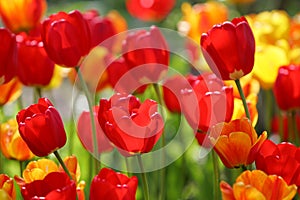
[{"left": 0, "top": 0, "right": 300, "bottom": 199}]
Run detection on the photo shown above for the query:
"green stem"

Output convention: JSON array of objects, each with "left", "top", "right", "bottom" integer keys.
[
  {"left": 125, "top": 157, "right": 131, "bottom": 176},
  {"left": 137, "top": 154, "right": 149, "bottom": 200},
  {"left": 291, "top": 110, "right": 299, "bottom": 145},
  {"left": 19, "top": 161, "right": 23, "bottom": 176},
  {"left": 152, "top": 83, "right": 166, "bottom": 200},
  {"left": 75, "top": 66, "right": 99, "bottom": 169},
  {"left": 212, "top": 151, "right": 220, "bottom": 200},
  {"left": 264, "top": 90, "right": 273, "bottom": 133},
  {"left": 234, "top": 79, "right": 251, "bottom": 120},
  {"left": 288, "top": 111, "right": 295, "bottom": 142},
  {"left": 53, "top": 150, "right": 72, "bottom": 180}
]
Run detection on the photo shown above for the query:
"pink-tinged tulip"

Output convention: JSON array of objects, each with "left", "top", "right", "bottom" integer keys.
[
  {"left": 41, "top": 10, "right": 92, "bottom": 67},
  {"left": 0, "top": 174, "right": 16, "bottom": 200},
  {"left": 15, "top": 172, "right": 76, "bottom": 200},
  {"left": 90, "top": 168, "right": 138, "bottom": 200},
  {"left": 16, "top": 32, "right": 54, "bottom": 86},
  {"left": 126, "top": 0, "right": 175, "bottom": 22},
  {"left": 16, "top": 98, "right": 66, "bottom": 157},
  {"left": 0, "top": 0, "right": 47, "bottom": 33},
  {"left": 201, "top": 16, "right": 255, "bottom": 80},
  {"left": 0, "top": 28, "right": 17, "bottom": 85},
  {"left": 98, "top": 93, "right": 164, "bottom": 156},
  {"left": 122, "top": 26, "right": 169, "bottom": 83},
  {"left": 77, "top": 106, "right": 113, "bottom": 154},
  {"left": 274, "top": 65, "right": 300, "bottom": 111},
  {"left": 256, "top": 140, "right": 300, "bottom": 192}
]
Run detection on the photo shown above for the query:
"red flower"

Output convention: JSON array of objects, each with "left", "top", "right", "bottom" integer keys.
[
  {"left": 90, "top": 168, "right": 138, "bottom": 200},
  {"left": 126, "top": 0, "right": 175, "bottom": 22},
  {"left": 255, "top": 140, "right": 300, "bottom": 191},
  {"left": 41, "top": 10, "right": 92, "bottom": 67},
  {"left": 0, "top": 28, "right": 17, "bottom": 84},
  {"left": 181, "top": 73, "right": 234, "bottom": 147},
  {"left": 273, "top": 65, "right": 300, "bottom": 111},
  {"left": 201, "top": 16, "right": 255, "bottom": 80},
  {"left": 16, "top": 98, "right": 66, "bottom": 157},
  {"left": 77, "top": 106, "right": 113, "bottom": 154},
  {"left": 98, "top": 93, "right": 164, "bottom": 156},
  {"left": 122, "top": 26, "right": 169, "bottom": 83},
  {"left": 15, "top": 172, "right": 76, "bottom": 200},
  {"left": 16, "top": 32, "right": 54, "bottom": 86}
]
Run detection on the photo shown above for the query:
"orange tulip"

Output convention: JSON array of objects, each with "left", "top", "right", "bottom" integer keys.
[
  {"left": 58, "top": 155, "right": 80, "bottom": 183},
  {"left": 0, "top": 0, "right": 47, "bottom": 33},
  {"left": 0, "top": 119, "right": 34, "bottom": 161},
  {"left": 209, "top": 118, "right": 267, "bottom": 168},
  {"left": 220, "top": 170, "right": 297, "bottom": 200},
  {"left": 0, "top": 78, "right": 22, "bottom": 106},
  {"left": 0, "top": 174, "right": 16, "bottom": 200}
]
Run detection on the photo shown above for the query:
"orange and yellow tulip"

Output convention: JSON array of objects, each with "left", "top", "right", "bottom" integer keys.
[
  {"left": 209, "top": 118, "right": 267, "bottom": 168},
  {"left": 0, "top": 119, "right": 34, "bottom": 161},
  {"left": 220, "top": 170, "right": 297, "bottom": 200},
  {"left": 0, "top": 174, "right": 16, "bottom": 200},
  {"left": 0, "top": 78, "right": 22, "bottom": 106}
]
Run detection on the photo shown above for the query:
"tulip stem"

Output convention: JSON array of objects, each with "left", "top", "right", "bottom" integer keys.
[
  {"left": 53, "top": 150, "right": 72, "bottom": 180},
  {"left": 19, "top": 161, "right": 23, "bottom": 176},
  {"left": 75, "top": 66, "right": 100, "bottom": 170},
  {"left": 212, "top": 150, "right": 220, "bottom": 200},
  {"left": 235, "top": 79, "right": 251, "bottom": 120},
  {"left": 291, "top": 110, "right": 299, "bottom": 145},
  {"left": 137, "top": 154, "right": 149, "bottom": 200}
]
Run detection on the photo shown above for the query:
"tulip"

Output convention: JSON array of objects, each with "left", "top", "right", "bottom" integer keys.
[
  {"left": 0, "top": 0, "right": 47, "bottom": 33},
  {"left": 126, "top": 0, "right": 175, "bottom": 22},
  {"left": 0, "top": 119, "right": 34, "bottom": 161},
  {"left": 0, "top": 78, "right": 22, "bottom": 106},
  {"left": 271, "top": 113, "right": 300, "bottom": 141},
  {"left": 15, "top": 172, "right": 77, "bottom": 200},
  {"left": 0, "top": 28, "right": 17, "bottom": 85},
  {"left": 122, "top": 26, "right": 169, "bottom": 83},
  {"left": 98, "top": 93, "right": 164, "bottom": 156},
  {"left": 90, "top": 168, "right": 138, "bottom": 200},
  {"left": 255, "top": 140, "right": 300, "bottom": 192},
  {"left": 0, "top": 174, "right": 16, "bottom": 200},
  {"left": 16, "top": 32, "right": 54, "bottom": 87},
  {"left": 16, "top": 98, "right": 67, "bottom": 157},
  {"left": 41, "top": 10, "right": 92, "bottom": 67},
  {"left": 209, "top": 118, "right": 267, "bottom": 168},
  {"left": 201, "top": 16, "right": 255, "bottom": 80},
  {"left": 273, "top": 65, "right": 300, "bottom": 111},
  {"left": 220, "top": 170, "right": 297, "bottom": 200},
  {"left": 77, "top": 106, "right": 113, "bottom": 155}
]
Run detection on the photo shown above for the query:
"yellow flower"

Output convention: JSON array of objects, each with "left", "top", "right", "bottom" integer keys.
[{"left": 220, "top": 170, "right": 297, "bottom": 200}]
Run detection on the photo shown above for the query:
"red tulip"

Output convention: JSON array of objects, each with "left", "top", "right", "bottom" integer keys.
[
  {"left": 77, "top": 106, "right": 113, "bottom": 154},
  {"left": 122, "top": 26, "right": 169, "bottom": 83},
  {"left": 201, "top": 16, "right": 255, "bottom": 80},
  {"left": 90, "top": 168, "right": 138, "bottom": 200},
  {"left": 16, "top": 32, "right": 54, "bottom": 86},
  {"left": 255, "top": 140, "right": 300, "bottom": 192},
  {"left": 126, "top": 0, "right": 175, "bottom": 22},
  {"left": 15, "top": 172, "right": 77, "bottom": 200},
  {"left": 0, "top": 28, "right": 17, "bottom": 84},
  {"left": 16, "top": 98, "right": 66, "bottom": 157},
  {"left": 181, "top": 73, "right": 234, "bottom": 147},
  {"left": 98, "top": 93, "right": 164, "bottom": 156},
  {"left": 41, "top": 10, "right": 92, "bottom": 67},
  {"left": 273, "top": 65, "right": 300, "bottom": 111}
]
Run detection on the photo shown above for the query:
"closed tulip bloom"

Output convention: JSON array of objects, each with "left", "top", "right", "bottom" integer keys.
[
  {"left": 15, "top": 172, "right": 76, "bottom": 200},
  {"left": 16, "top": 98, "right": 66, "bottom": 157},
  {"left": 98, "top": 93, "right": 164, "bottom": 156},
  {"left": 0, "top": 78, "right": 22, "bottom": 106},
  {"left": 126, "top": 0, "right": 175, "bottom": 22},
  {"left": 122, "top": 26, "right": 169, "bottom": 83},
  {"left": 220, "top": 170, "right": 297, "bottom": 200},
  {"left": 0, "top": 174, "right": 16, "bottom": 200},
  {"left": 41, "top": 10, "right": 92, "bottom": 67},
  {"left": 16, "top": 32, "right": 54, "bottom": 86},
  {"left": 0, "top": 0, "right": 47, "bottom": 33},
  {"left": 90, "top": 168, "right": 138, "bottom": 200},
  {"left": 0, "top": 28, "right": 17, "bottom": 85},
  {"left": 273, "top": 65, "right": 300, "bottom": 111},
  {"left": 209, "top": 118, "right": 267, "bottom": 168},
  {"left": 0, "top": 119, "right": 34, "bottom": 161},
  {"left": 256, "top": 140, "right": 300, "bottom": 192},
  {"left": 201, "top": 16, "right": 255, "bottom": 80}
]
